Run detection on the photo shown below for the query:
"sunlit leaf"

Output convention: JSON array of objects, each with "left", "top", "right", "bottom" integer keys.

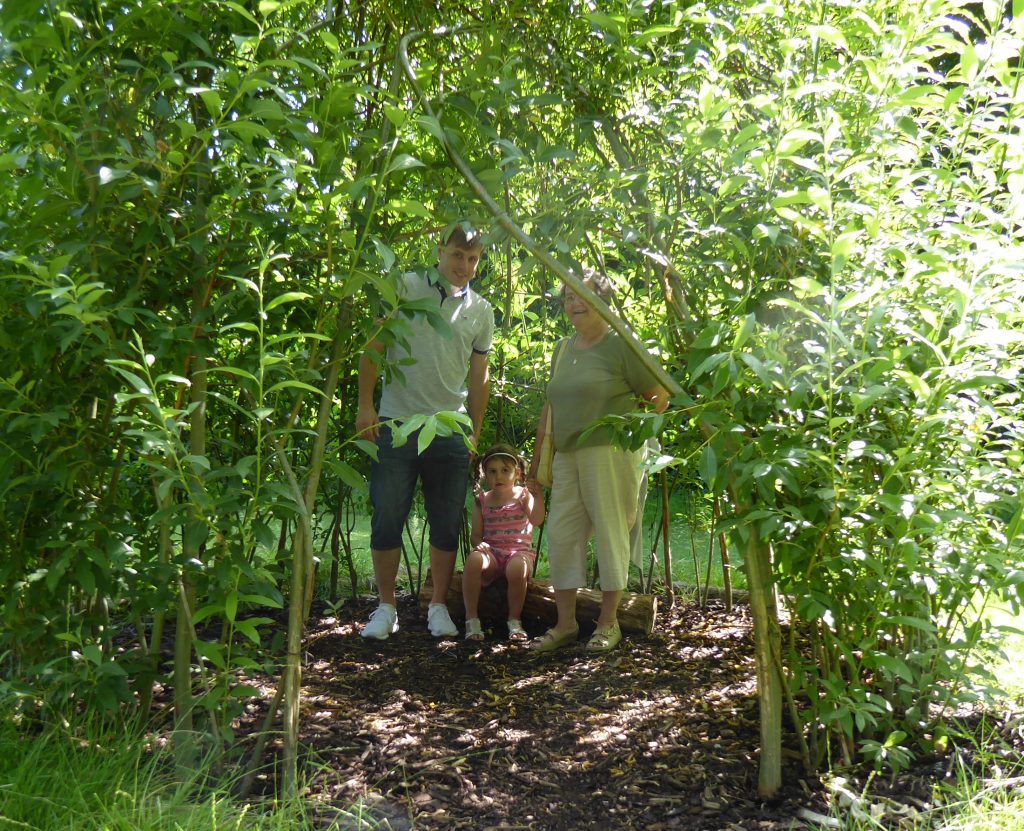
[
  {"left": 776, "top": 128, "right": 819, "bottom": 156},
  {"left": 698, "top": 445, "right": 717, "bottom": 486},
  {"left": 264, "top": 291, "right": 311, "bottom": 312},
  {"left": 385, "top": 153, "right": 424, "bottom": 174}
]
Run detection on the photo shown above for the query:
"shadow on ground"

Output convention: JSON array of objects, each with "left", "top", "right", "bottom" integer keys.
[{"left": 238, "top": 594, "right": 836, "bottom": 830}]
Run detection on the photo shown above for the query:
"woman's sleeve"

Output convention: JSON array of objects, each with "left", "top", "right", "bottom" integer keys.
[{"left": 621, "top": 338, "right": 661, "bottom": 394}]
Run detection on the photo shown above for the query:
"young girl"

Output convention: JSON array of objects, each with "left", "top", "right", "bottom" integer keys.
[{"left": 463, "top": 444, "right": 545, "bottom": 641}]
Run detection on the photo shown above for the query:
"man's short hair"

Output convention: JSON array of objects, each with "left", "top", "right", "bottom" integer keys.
[{"left": 441, "top": 220, "right": 484, "bottom": 249}]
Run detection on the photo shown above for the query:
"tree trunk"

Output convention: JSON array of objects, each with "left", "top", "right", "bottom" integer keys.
[
  {"left": 281, "top": 311, "right": 351, "bottom": 797},
  {"left": 713, "top": 495, "right": 734, "bottom": 612},
  {"left": 742, "top": 529, "right": 783, "bottom": 798},
  {"left": 173, "top": 576, "right": 197, "bottom": 775},
  {"left": 174, "top": 345, "right": 207, "bottom": 772},
  {"left": 282, "top": 526, "right": 305, "bottom": 797},
  {"left": 419, "top": 570, "right": 658, "bottom": 636}
]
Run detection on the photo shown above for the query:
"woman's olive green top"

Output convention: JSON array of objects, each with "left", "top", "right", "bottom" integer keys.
[{"left": 546, "top": 332, "right": 658, "bottom": 452}]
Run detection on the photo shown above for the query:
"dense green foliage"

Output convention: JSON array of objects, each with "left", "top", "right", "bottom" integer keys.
[{"left": 1, "top": 0, "right": 1021, "bottom": 788}]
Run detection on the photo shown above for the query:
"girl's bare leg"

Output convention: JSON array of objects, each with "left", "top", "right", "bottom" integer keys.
[
  {"left": 505, "top": 555, "right": 530, "bottom": 619},
  {"left": 462, "top": 547, "right": 488, "bottom": 620}
]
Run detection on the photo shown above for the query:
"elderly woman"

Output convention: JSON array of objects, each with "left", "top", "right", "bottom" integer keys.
[{"left": 526, "top": 270, "right": 669, "bottom": 652}]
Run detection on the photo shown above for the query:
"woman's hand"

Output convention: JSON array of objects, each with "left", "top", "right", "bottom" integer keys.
[{"left": 642, "top": 385, "right": 670, "bottom": 414}]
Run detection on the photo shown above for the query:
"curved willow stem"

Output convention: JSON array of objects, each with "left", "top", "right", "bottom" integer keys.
[{"left": 396, "top": 28, "right": 681, "bottom": 398}]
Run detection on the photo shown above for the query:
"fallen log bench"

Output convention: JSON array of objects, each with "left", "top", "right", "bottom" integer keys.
[{"left": 417, "top": 569, "right": 658, "bottom": 636}]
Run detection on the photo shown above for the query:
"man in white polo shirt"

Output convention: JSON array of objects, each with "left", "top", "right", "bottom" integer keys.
[{"left": 356, "top": 221, "right": 494, "bottom": 640}]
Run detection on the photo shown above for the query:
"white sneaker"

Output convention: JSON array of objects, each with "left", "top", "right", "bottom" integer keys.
[
  {"left": 427, "top": 603, "right": 458, "bottom": 637},
  {"left": 361, "top": 604, "right": 398, "bottom": 640}
]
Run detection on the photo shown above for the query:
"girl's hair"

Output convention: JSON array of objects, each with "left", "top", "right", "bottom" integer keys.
[{"left": 477, "top": 443, "right": 527, "bottom": 482}]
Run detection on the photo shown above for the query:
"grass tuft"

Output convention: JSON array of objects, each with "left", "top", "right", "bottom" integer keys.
[{"left": 0, "top": 709, "right": 374, "bottom": 831}]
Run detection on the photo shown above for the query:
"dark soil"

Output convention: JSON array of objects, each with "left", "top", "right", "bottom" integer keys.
[{"left": 237, "top": 594, "right": 1024, "bottom": 830}]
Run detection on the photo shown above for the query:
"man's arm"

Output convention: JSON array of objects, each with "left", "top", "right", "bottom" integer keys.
[
  {"left": 466, "top": 350, "right": 490, "bottom": 451},
  {"left": 356, "top": 336, "right": 385, "bottom": 441}
]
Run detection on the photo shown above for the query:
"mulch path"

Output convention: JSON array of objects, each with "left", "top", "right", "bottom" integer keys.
[
  {"left": 255, "top": 593, "right": 825, "bottom": 829},
  {"left": 238, "top": 593, "right": 1023, "bottom": 830}
]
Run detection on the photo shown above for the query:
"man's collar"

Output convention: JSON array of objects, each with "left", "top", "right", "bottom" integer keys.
[{"left": 428, "top": 269, "right": 468, "bottom": 300}]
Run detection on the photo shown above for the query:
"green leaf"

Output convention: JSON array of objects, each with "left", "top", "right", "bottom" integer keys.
[
  {"left": 636, "top": 24, "right": 678, "bottom": 44},
  {"left": 869, "top": 654, "right": 915, "bottom": 683},
  {"left": 373, "top": 238, "right": 396, "bottom": 272},
  {"left": 417, "top": 419, "right": 437, "bottom": 454},
  {"left": 383, "top": 103, "right": 406, "bottom": 127},
  {"left": 223, "top": 1, "right": 259, "bottom": 25},
  {"left": 474, "top": 168, "right": 504, "bottom": 194},
  {"left": 885, "top": 616, "right": 936, "bottom": 634},
  {"left": 791, "top": 277, "right": 826, "bottom": 299},
  {"left": 253, "top": 520, "right": 277, "bottom": 551},
  {"left": 414, "top": 115, "right": 446, "bottom": 142},
  {"left": 194, "top": 640, "right": 226, "bottom": 669},
  {"left": 265, "top": 379, "right": 323, "bottom": 396},
  {"left": 234, "top": 619, "right": 261, "bottom": 645},
  {"left": 698, "top": 445, "right": 717, "bottom": 485},
  {"left": 225, "top": 590, "right": 238, "bottom": 622},
  {"left": 155, "top": 373, "right": 191, "bottom": 387},
  {"left": 733, "top": 314, "right": 756, "bottom": 350},
  {"left": 247, "top": 98, "right": 285, "bottom": 121},
  {"left": 111, "top": 368, "right": 152, "bottom": 394},
  {"left": 392, "top": 414, "right": 426, "bottom": 449},
  {"left": 239, "top": 594, "right": 282, "bottom": 608},
  {"left": 587, "top": 11, "right": 627, "bottom": 38},
  {"left": 206, "top": 365, "right": 259, "bottom": 383},
  {"left": 386, "top": 153, "right": 425, "bottom": 174},
  {"left": 355, "top": 438, "right": 379, "bottom": 461},
  {"left": 183, "top": 454, "right": 211, "bottom": 471},
  {"left": 192, "top": 603, "right": 222, "bottom": 625},
  {"left": 386, "top": 197, "right": 431, "bottom": 218},
  {"left": 222, "top": 120, "right": 272, "bottom": 142},
  {"left": 689, "top": 353, "right": 729, "bottom": 384},
  {"left": 893, "top": 369, "right": 931, "bottom": 401},
  {"left": 776, "top": 129, "right": 819, "bottom": 156},
  {"left": 711, "top": 359, "right": 732, "bottom": 396},
  {"left": 188, "top": 87, "right": 222, "bottom": 119},
  {"left": 264, "top": 291, "right": 311, "bottom": 312},
  {"left": 0, "top": 152, "right": 26, "bottom": 172},
  {"left": 332, "top": 459, "right": 366, "bottom": 490}
]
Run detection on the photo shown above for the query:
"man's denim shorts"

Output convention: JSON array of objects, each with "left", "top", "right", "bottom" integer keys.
[{"left": 369, "top": 423, "right": 470, "bottom": 552}]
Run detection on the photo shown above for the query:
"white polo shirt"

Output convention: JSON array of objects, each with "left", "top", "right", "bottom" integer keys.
[{"left": 377, "top": 270, "right": 494, "bottom": 420}]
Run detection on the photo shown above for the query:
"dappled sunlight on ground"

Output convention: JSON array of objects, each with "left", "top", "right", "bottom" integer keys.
[{"left": 231, "top": 593, "right": 820, "bottom": 830}]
